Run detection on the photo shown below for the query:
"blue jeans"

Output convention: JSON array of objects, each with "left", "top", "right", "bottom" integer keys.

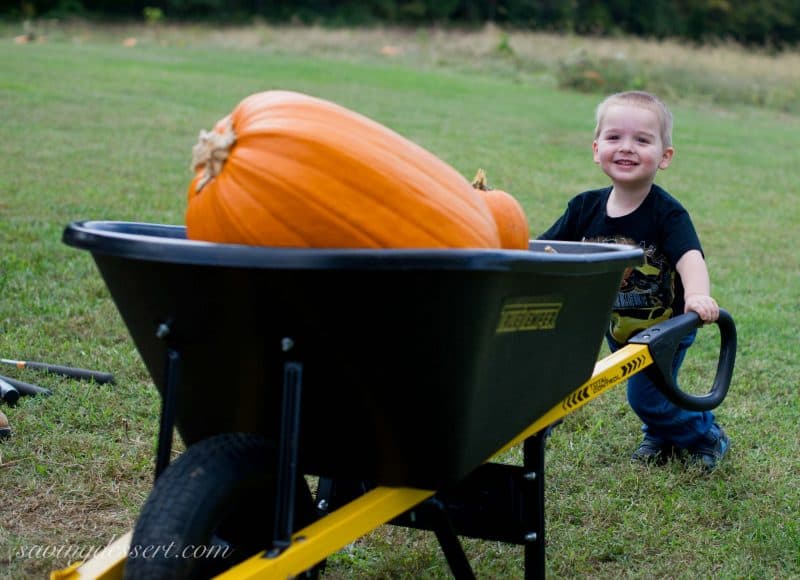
[{"left": 607, "top": 329, "right": 715, "bottom": 448}]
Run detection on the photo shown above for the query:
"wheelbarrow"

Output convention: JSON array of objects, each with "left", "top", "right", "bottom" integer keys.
[{"left": 53, "top": 221, "right": 735, "bottom": 579}]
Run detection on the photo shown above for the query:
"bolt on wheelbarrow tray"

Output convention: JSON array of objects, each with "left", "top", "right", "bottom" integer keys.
[{"left": 62, "top": 220, "right": 643, "bottom": 490}]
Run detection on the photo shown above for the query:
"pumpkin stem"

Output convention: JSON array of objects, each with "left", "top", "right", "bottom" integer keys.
[
  {"left": 191, "top": 115, "right": 236, "bottom": 192},
  {"left": 471, "top": 168, "right": 489, "bottom": 191}
]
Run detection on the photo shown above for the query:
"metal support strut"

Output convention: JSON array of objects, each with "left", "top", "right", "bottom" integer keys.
[
  {"left": 428, "top": 497, "right": 476, "bottom": 580},
  {"left": 269, "top": 343, "right": 305, "bottom": 555},
  {"left": 154, "top": 343, "right": 180, "bottom": 481},
  {"left": 523, "top": 428, "right": 551, "bottom": 579}
]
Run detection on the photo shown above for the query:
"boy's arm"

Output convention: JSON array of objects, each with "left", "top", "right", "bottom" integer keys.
[
  {"left": 538, "top": 210, "right": 572, "bottom": 240},
  {"left": 675, "top": 249, "right": 720, "bottom": 322},
  {"left": 538, "top": 194, "right": 583, "bottom": 241}
]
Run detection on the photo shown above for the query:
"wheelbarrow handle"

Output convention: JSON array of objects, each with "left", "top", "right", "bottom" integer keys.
[{"left": 627, "top": 308, "right": 736, "bottom": 412}]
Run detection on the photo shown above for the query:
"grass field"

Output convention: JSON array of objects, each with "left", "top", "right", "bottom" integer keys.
[{"left": 1, "top": 22, "right": 799, "bottom": 578}]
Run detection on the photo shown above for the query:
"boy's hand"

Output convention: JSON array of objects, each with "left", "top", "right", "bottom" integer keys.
[{"left": 685, "top": 293, "right": 719, "bottom": 323}]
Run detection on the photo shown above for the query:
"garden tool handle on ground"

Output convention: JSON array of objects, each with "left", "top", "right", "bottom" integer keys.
[
  {"left": 0, "top": 374, "right": 52, "bottom": 397},
  {"left": 627, "top": 308, "right": 736, "bottom": 412},
  {"left": 0, "top": 359, "right": 115, "bottom": 384}
]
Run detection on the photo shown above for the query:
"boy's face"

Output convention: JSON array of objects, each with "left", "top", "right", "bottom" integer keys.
[{"left": 592, "top": 104, "right": 674, "bottom": 191}]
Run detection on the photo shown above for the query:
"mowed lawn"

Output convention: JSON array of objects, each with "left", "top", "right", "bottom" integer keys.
[{"left": 0, "top": 26, "right": 798, "bottom": 579}]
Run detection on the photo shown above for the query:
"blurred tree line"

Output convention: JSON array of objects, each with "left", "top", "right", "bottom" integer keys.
[{"left": 4, "top": 0, "right": 799, "bottom": 47}]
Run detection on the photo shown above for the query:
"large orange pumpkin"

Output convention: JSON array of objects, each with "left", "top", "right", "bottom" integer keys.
[
  {"left": 186, "top": 90, "right": 500, "bottom": 249},
  {"left": 471, "top": 169, "right": 530, "bottom": 250}
]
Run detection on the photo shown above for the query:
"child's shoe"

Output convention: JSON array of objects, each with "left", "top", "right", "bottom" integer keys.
[
  {"left": 687, "top": 424, "right": 729, "bottom": 471},
  {"left": 631, "top": 434, "right": 676, "bottom": 465}
]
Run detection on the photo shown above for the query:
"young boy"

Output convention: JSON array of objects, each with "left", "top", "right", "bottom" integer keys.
[{"left": 540, "top": 90, "right": 729, "bottom": 470}]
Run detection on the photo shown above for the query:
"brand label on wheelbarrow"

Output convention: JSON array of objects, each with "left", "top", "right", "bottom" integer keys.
[{"left": 495, "top": 296, "right": 563, "bottom": 333}]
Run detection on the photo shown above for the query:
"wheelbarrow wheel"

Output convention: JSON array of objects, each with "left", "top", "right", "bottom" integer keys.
[{"left": 124, "top": 432, "right": 317, "bottom": 580}]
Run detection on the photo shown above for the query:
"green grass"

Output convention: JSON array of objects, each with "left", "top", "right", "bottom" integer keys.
[{"left": 1, "top": 25, "right": 799, "bottom": 579}]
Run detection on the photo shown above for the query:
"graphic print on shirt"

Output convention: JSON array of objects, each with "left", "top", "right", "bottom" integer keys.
[{"left": 587, "top": 236, "right": 676, "bottom": 342}]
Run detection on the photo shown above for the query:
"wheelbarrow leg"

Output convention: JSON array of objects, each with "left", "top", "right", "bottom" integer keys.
[
  {"left": 154, "top": 347, "right": 180, "bottom": 480},
  {"left": 270, "top": 360, "right": 305, "bottom": 554},
  {"left": 428, "top": 497, "right": 477, "bottom": 580},
  {"left": 523, "top": 426, "right": 551, "bottom": 580}
]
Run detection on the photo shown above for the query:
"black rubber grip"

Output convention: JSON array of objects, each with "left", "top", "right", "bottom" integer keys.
[
  {"left": 21, "top": 361, "right": 115, "bottom": 384},
  {"left": 627, "top": 309, "right": 736, "bottom": 412},
  {"left": 0, "top": 377, "right": 20, "bottom": 405}
]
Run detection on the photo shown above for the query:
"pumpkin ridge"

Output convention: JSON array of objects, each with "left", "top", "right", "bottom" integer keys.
[
  {"left": 237, "top": 100, "right": 495, "bottom": 228},
  {"left": 229, "top": 158, "right": 388, "bottom": 247},
  {"left": 231, "top": 92, "right": 496, "bottom": 231},
  {"left": 236, "top": 92, "right": 464, "bottom": 184},
  {"left": 212, "top": 161, "right": 315, "bottom": 246},
  {"left": 186, "top": 177, "right": 243, "bottom": 242},
  {"left": 230, "top": 148, "right": 460, "bottom": 248},
  {"left": 238, "top": 134, "right": 492, "bottom": 247},
  {"left": 234, "top": 127, "right": 498, "bottom": 247}
]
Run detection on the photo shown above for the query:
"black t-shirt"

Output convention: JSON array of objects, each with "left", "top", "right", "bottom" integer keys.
[{"left": 540, "top": 184, "right": 703, "bottom": 342}]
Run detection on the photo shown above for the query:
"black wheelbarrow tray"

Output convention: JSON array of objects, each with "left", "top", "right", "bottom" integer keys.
[{"left": 53, "top": 221, "right": 735, "bottom": 580}]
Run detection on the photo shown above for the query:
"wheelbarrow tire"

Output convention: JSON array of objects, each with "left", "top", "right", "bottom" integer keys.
[{"left": 124, "top": 432, "right": 316, "bottom": 580}]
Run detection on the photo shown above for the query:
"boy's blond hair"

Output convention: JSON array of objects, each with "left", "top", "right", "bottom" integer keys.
[{"left": 594, "top": 91, "right": 673, "bottom": 148}]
